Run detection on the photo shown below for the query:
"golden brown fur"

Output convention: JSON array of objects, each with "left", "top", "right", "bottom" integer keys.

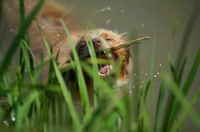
[
  {"left": 79, "top": 29, "right": 131, "bottom": 82},
  {"left": 4, "top": 0, "right": 85, "bottom": 64},
  {"left": 3, "top": 0, "right": 132, "bottom": 89}
]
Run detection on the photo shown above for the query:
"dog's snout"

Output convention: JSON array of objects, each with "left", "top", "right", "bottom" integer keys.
[{"left": 92, "top": 38, "right": 101, "bottom": 49}]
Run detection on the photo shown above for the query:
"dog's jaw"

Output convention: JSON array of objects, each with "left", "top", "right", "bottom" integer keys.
[{"left": 74, "top": 29, "right": 131, "bottom": 85}]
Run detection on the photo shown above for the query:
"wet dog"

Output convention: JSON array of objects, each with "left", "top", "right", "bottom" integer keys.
[
  {"left": 65, "top": 29, "right": 132, "bottom": 90},
  {"left": 3, "top": 0, "right": 132, "bottom": 90}
]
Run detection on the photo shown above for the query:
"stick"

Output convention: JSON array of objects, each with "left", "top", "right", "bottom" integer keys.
[
  {"left": 59, "top": 36, "right": 150, "bottom": 70},
  {"left": 103, "top": 36, "right": 150, "bottom": 53},
  {"left": 79, "top": 36, "right": 150, "bottom": 59}
]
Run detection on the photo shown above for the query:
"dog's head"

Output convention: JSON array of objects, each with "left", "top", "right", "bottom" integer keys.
[{"left": 66, "top": 29, "right": 131, "bottom": 89}]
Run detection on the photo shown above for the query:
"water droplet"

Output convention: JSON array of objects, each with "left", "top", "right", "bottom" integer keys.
[
  {"left": 141, "top": 24, "right": 144, "bottom": 27},
  {"left": 146, "top": 73, "right": 148, "bottom": 75},
  {"left": 121, "top": 10, "right": 125, "bottom": 13},
  {"left": 106, "top": 19, "right": 111, "bottom": 24},
  {"left": 101, "top": 8, "right": 106, "bottom": 12},
  {"left": 157, "top": 72, "right": 159, "bottom": 74},
  {"left": 42, "top": 26, "right": 45, "bottom": 28},
  {"left": 154, "top": 75, "right": 157, "bottom": 77},
  {"left": 130, "top": 91, "right": 132, "bottom": 94},
  {"left": 4, "top": 121, "right": 8, "bottom": 126},
  {"left": 160, "top": 64, "right": 162, "bottom": 66},
  {"left": 10, "top": 29, "right": 13, "bottom": 32},
  {"left": 107, "top": 6, "right": 111, "bottom": 10},
  {"left": 12, "top": 117, "right": 16, "bottom": 121}
]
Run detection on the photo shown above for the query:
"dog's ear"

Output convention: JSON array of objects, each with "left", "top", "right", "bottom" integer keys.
[{"left": 119, "top": 32, "right": 128, "bottom": 42}]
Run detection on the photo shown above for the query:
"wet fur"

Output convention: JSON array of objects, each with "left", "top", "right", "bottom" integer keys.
[
  {"left": 65, "top": 29, "right": 132, "bottom": 90},
  {"left": 3, "top": 0, "right": 132, "bottom": 90},
  {"left": 3, "top": 0, "right": 85, "bottom": 64}
]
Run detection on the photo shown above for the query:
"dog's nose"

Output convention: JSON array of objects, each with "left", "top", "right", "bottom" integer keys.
[{"left": 92, "top": 38, "right": 101, "bottom": 49}]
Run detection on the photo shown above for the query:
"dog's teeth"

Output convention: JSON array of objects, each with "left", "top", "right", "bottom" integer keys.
[
  {"left": 107, "top": 69, "right": 110, "bottom": 74},
  {"left": 110, "top": 65, "right": 113, "bottom": 70},
  {"left": 98, "top": 72, "right": 102, "bottom": 76},
  {"left": 98, "top": 65, "right": 113, "bottom": 78},
  {"left": 98, "top": 72, "right": 105, "bottom": 76}
]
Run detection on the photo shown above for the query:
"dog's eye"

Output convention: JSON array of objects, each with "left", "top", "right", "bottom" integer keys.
[
  {"left": 82, "top": 40, "right": 86, "bottom": 44},
  {"left": 106, "top": 38, "right": 112, "bottom": 41}
]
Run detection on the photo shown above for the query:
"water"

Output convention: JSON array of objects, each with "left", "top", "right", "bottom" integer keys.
[
  {"left": 1, "top": 0, "right": 200, "bottom": 131},
  {"left": 58, "top": 0, "right": 200, "bottom": 131}
]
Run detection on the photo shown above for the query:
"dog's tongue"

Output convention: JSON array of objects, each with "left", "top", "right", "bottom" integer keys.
[{"left": 99, "top": 65, "right": 110, "bottom": 74}]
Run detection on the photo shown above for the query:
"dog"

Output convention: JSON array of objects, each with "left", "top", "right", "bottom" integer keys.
[
  {"left": 3, "top": 0, "right": 132, "bottom": 90},
  {"left": 65, "top": 29, "right": 132, "bottom": 91}
]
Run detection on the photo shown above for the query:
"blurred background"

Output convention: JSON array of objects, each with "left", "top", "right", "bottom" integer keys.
[
  {"left": 60, "top": 0, "right": 200, "bottom": 131},
  {"left": 0, "top": 0, "right": 199, "bottom": 131}
]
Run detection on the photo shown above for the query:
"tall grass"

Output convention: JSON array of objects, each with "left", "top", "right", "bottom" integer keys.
[{"left": 0, "top": 0, "right": 200, "bottom": 131}]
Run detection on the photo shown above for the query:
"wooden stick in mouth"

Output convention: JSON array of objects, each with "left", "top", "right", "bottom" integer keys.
[
  {"left": 59, "top": 36, "right": 150, "bottom": 71},
  {"left": 101, "top": 36, "right": 150, "bottom": 54},
  {"left": 79, "top": 36, "right": 150, "bottom": 59}
]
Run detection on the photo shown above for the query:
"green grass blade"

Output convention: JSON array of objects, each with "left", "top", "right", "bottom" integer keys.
[
  {"left": 175, "top": 3, "right": 200, "bottom": 70},
  {"left": 137, "top": 35, "right": 155, "bottom": 132},
  {"left": 16, "top": 91, "right": 39, "bottom": 130},
  {"left": 53, "top": 57, "right": 81, "bottom": 129},
  {"left": 19, "top": 0, "right": 26, "bottom": 74},
  {"left": 154, "top": 81, "right": 166, "bottom": 132},
  {"left": 24, "top": 34, "right": 35, "bottom": 74},
  {"left": 171, "top": 22, "right": 179, "bottom": 39},
  {"left": 61, "top": 19, "right": 91, "bottom": 113},
  {"left": 130, "top": 31, "right": 140, "bottom": 120},
  {"left": 47, "top": 46, "right": 55, "bottom": 84},
  {"left": 85, "top": 30, "right": 99, "bottom": 107},
  {"left": 20, "top": 41, "right": 34, "bottom": 82},
  {"left": 19, "top": 0, "right": 25, "bottom": 28},
  {"left": 35, "top": 20, "right": 81, "bottom": 129},
  {"left": 168, "top": 48, "right": 200, "bottom": 130},
  {"left": 171, "top": 88, "right": 200, "bottom": 132},
  {"left": 79, "top": 61, "right": 113, "bottom": 98},
  {"left": 149, "top": 34, "right": 156, "bottom": 86},
  {"left": 162, "top": 72, "right": 200, "bottom": 132},
  {"left": 147, "top": 34, "right": 156, "bottom": 126},
  {"left": 177, "top": 57, "right": 187, "bottom": 84},
  {"left": 182, "top": 48, "right": 200, "bottom": 96},
  {"left": 168, "top": 55, "right": 178, "bottom": 84},
  {"left": 0, "top": 0, "right": 44, "bottom": 77},
  {"left": 162, "top": 56, "right": 179, "bottom": 132}
]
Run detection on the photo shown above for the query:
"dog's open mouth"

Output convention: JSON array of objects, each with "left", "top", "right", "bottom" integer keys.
[
  {"left": 98, "top": 65, "right": 112, "bottom": 78},
  {"left": 97, "top": 52, "right": 118, "bottom": 79}
]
